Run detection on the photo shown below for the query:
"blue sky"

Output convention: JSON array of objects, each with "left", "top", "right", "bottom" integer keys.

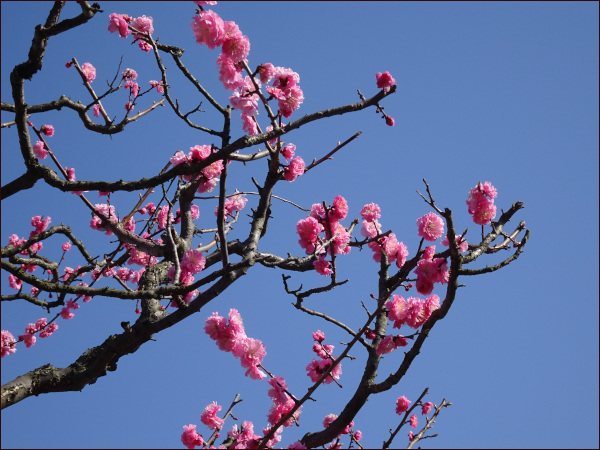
[{"left": 1, "top": 2, "right": 598, "bottom": 449}]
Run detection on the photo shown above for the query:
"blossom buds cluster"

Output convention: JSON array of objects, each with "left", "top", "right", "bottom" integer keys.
[
  {"left": 305, "top": 330, "right": 342, "bottom": 384},
  {"left": 205, "top": 309, "right": 267, "bottom": 380},
  {"left": 467, "top": 181, "right": 498, "bottom": 225}
]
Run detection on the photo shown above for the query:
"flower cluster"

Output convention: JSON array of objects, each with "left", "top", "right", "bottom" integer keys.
[
  {"left": 414, "top": 245, "right": 449, "bottom": 295},
  {"left": 214, "top": 193, "right": 248, "bottom": 219},
  {"left": 90, "top": 203, "right": 118, "bottom": 235},
  {"left": 305, "top": 330, "right": 342, "bottom": 384},
  {"left": 267, "top": 376, "right": 302, "bottom": 430},
  {"left": 296, "top": 196, "right": 352, "bottom": 275},
  {"left": 2, "top": 318, "right": 59, "bottom": 358},
  {"left": 360, "top": 203, "right": 409, "bottom": 268},
  {"left": 205, "top": 309, "right": 267, "bottom": 380},
  {"left": 386, "top": 293, "right": 441, "bottom": 330},
  {"left": 170, "top": 145, "right": 224, "bottom": 193},
  {"left": 191, "top": 6, "right": 304, "bottom": 134},
  {"left": 109, "top": 13, "right": 154, "bottom": 52},
  {"left": 467, "top": 181, "right": 498, "bottom": 225}
]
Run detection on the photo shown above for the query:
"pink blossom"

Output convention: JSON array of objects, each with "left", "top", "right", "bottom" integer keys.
[
  {"left": 216, "top": 53, "right": 244, "bottom": 90},
  {"left": 149, "top": 80, "right": 164, "bottom": 93},
  {"left": 191, "top": 10, "right": 225, "bottom": 49},
  {"left": 273, "top": 67, "right": 300, "bottom": 90},
  {"left": 157, "top": 205, "right": 172, "bottom": 230},
  {"left": 108, "top": 13, "right": 131, "bottom": 38},
  {"left": 201, "top": 402, "right": 224, "bottom": 430},
  {"left": 81, "top": 62, "right": 96, "bottom": 83},
  {"left": 422, "top": 401, "right": 433, "bottom": 415},
  {"left": 312, "top": 330, "right": 326, "bottom": 342},
  {"left": 467, "top": 181, "right": 498, "bottom": 225},
  {"left": 92, "top": 104, "right": 100, "bottom": 117},
  {"left": 194, "top": 1, "right": 218, "bottom": 5},
  {"left": 386, "top": 295, "right": 409, "bottom": 327},
  {"left": 202, "top": 160, "right": 224, "bottom": 180},
  {"left": 310, "top": 203, "right": 326, "bottom": 219},
  {"left": 284, "top": 156, "right": 305, "bottom": 182},
  {"left": 360, "top": 203, "right": 381, "bottom": 222},
  {"left": 323, "top": 414, "right": 337, "bottom": 428},
  {"left": 267, "top": 397, "right": 300, "bottom": 428},
  {"left": 222, "top": 33, "right": 250, "bottom": 62},
  {"left": 385, "top": 116, "right": 395, "bottom": 126},
  {"left": 223, "top": 193, "right": 248, "bottom": 216},
  {"left": 234, "top": 337, "right": 266, "bottom": 370},
  {"left": 39, "top": 322, "right": 58, "bottom": 338},
  {"left": 376, "top": 335, "right": 397, "bottom": 355},
  {"left": 281, "top": 143, "right": 296, "bottom": 160},
  {"left": 124, "top": 101, "right": 134, "bottom": 111},
  {"left": 410, "top": 414, "right": 418, "bottom": 428},
  {"left": 130, "top": 15, "right": 153, "bottom": 35},
  {"left": 329, "top": 195, "right": 349, "bottom": 222},
  {"left": 181, "top": 249, "right": 206, "bottom": 275},
  {"left": 170, "top": 150, "right": 188, "bottom": 167},
  {"left": 40, "top": 124, "right": 54, "bottom": 136},
  {"left": 416, "top": 212, "right": 445, "bottom": 242},
  {"left": 190, "top": 204, "right": 200, "bottom": 220},
  {"left": 441, "top": 234, "right": 469, "bottom": 253},
  {"left": 181, "top": 424, "right": 204, "bottom": 449},
  {"left": 8, "top": 274, "right": 22, "bottom": 290},
  {"left": 259, "top": 63, "right": 275, "bottom": 84},
  {"left": 297, "top": 216, "right": 323, "bottom": 252},
  {"left": 189, "top": 144, "right": 211, "bottom": 161},
  {"left": 395, "top": 241, "right": 409, "bottom": 268},
  {"left": 396, "top": 396, "right": 411, "bottom": 415},
  {"left": 361, "top": 220, "right": 382, "bottom": 239},
  {"left": 66, "top": 299, "right": 80, "bottom": 310},
  {"left": 305, "top": 358, "right": 341, "bottom": 384},
  {"left": 278, "top": 85, "right": 304, "bottom": 118},
  {"left": 197, "top": 178, "right": 217, "bottom": 193},
  {"left": 31, "top": 215, "right": 51, "bottom": 234},
  {"left": 353, "top": 430, "right": 363, "bottom": 441},
  {"left": 241, "top": 113, "right": 258, "bottom": 135},
  {"left": 408, "top": 431, "right": 415, "bottom": 441},
  {"left": 229, "top": 90, "right": 259, "bottom": 116},
  {"left": 60, "top": 307, "right": 74, "bottom": 320},
  {"left": 33, "top": 141, "right": 48, "bottom": 159},
  {"left": 376, "top": 71, "right": 396, "bottom": 92},
  {"left": 267, "top": 376, "right": 290, "bottom": 404},
  {"left": 314, "top": 255, "right": 332, "bottom": 276},
  {"left": 1, "top": 330, "right": 17, "bottom": 358},
  {"left": 122, "top": 68, "right": 138, "bottom": 80}
]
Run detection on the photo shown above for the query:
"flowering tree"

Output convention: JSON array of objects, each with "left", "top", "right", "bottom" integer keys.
[{"left": 1, "top": 2, "right": 529, "bottom": 448}]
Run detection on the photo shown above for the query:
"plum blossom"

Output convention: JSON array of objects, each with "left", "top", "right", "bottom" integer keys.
[
  {"left": 284, "top": 156, "right": 305, "bottom": 182},
  {"left": 33, "top": 141, "right": 48, "bottom": 159},
  {"left": 314, "top": 255, "right": 332, "bottom": 276},
  {"left": 281, "top": 143, "right": 296, "bottom": 160},
  {"left": 81, "top": 62, "right": 96, "bottom": 83},
  {"left": 201, "top": 402, "right": 224, "bottom": 430},
  {"left": 149, "top": 80, "right": 164, "bottom": 93},
  {"left": 376, "top": 71, "right": 396, "bottom": 91},
  {"left": 360, "top": 203, "right": 381, "bottom": 222},
  {"left": 181, "top": 424, "right": 204, "bottom": 449},
  {"left": 1, "top": 330, "right": 17, "bottom": 358},
  {"left": 191, "top": 10, "right": 225, "bottom": 49},
  {"left": 386, "top": 116, "right": 395, "bottom": 126},
  {"left": 410, "top": 414, "right": 418, "bottom": 428},
  {"left": 181, "top": 249, "right": 206, "bottom": 275},
  {"left": 396, "top": 395, "right": 411, "bottom": 414},
  {"left": 416, "top": 212, "right": 445, "bottom": 242},
  {"left": 40, "top": 124, "right": 54, "bottom": 136},
  {"left": 108, "top": 13, "right": 131, "bottom": 38},
  {"left": 467, "top": 181, "right": 498, "bottom": 225},
  {"left": 422, "top": 401, "right": 433, "bottom": 415}
]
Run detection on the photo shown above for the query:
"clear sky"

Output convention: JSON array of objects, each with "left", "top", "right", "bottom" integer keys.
[{"left": 1, "top": 2, "right": 598, "bottom": 449}]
